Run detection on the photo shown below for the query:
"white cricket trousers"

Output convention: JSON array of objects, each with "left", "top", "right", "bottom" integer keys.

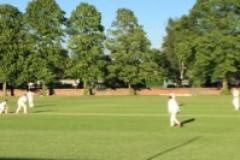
[
  {"left": 28, "top": 99, "right": 34, "bottom": 108},
  {"left": 170, "top": 113, "right": 180, "bottom": 127},
  {"left": 16, "top": 102, "right": 27, "bottom": 114},
  {"left": 0, "top": 106, "right": 5, "bottom": 113},
  {"left": 233, "top": 97, "right": 240, "bottom": 111}
]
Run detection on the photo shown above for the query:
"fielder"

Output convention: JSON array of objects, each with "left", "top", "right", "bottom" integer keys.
[
  {"left": 27, "top": 90, "right": 34, "bottom": 108},
  {"left": 16, "top": 94, "right": 28, "bottom": 114},
  {"left": 232, "top": 88, "right": 239, "bottom": 111},
  {"left": 168, "top": 94, "right": 181, "bottom": 127},
  {"left": 0, "top": 99, "right": 8, "bottom": 114}
]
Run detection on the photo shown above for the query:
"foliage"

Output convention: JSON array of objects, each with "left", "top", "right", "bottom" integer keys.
[
  {"left": 0, "top": 4, "right": 26, "bottom": 97},
  {"left": 162, "top": 18, "right": 180, "bottom": 82},
  {"left": 67, "top": 3, "right": 105, "bottom": 95},
  {"left": 24, "top": 0, "right": 67, "bottom": 85},
  {"left": 1, "top": 0, "right": 240, "bottom": 91},
  {"left": 106, "top": 8, "right": 163, "bottom": 91},
  {"left": 188, "top": 0, "right": 240, "bottom": 89},
  {"left": 163, "top": 0, "right": 240, "bottom": 89}
]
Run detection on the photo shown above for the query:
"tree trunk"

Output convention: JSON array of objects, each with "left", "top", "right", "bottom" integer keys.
[
  {"left": 83, "top": 81, "right": 90, "bottom": 95},
  {"left": 180, "top": 61, "right": 185, "bottom": 86},
  {"left": 2, "top": 81, "right": 7, "bottom": 99},
  {"left": 42, "top": 82, "right": 49, "bottom": 96},
  {"left": 10, "top": 86, "right": 14, "bottom": 96},
  {"left": 221, "top": 77, "right": 229, "bottom": 94},
  {"left": 128, "top": 83, "right": 135, "bottom": 95}
]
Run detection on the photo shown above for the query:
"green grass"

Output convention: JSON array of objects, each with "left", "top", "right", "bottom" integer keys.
[{"left": 0, "top": 95, "right": 239, "bottom": 160}]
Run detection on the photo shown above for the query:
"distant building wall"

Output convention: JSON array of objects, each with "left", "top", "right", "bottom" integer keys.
[{"left": 0, "top": 88, "right": 222, "bottom": 97}]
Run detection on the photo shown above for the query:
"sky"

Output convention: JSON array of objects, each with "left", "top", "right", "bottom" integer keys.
[{"left": 0, "top": 0, "right": 196, "bottom": 49}]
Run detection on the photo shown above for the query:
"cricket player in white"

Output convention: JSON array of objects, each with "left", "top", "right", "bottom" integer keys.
[
  {"left": 232, "top": 88, "right": 239, "bottom": 111},
  {"left": 0, "top": 100, "right": 8, "bottom": 114},
  {"left": 168, "top": 95, "right": 181, "bottom": 127},
  {"left": 27, "top": 90, "right": 34, "bottom": 108},
  {"left": 16, "top": 94, "right": 28, "bottom": 114}
]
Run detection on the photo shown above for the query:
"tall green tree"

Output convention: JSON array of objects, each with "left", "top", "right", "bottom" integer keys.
[
  {"left": 24, "top": 0, "right": 66, "bottom": 94},
  {"left": 106, "top": 8, "right": 162, "bottom": 93},
  {"left": 188, "top": 0, "right": 240, "bottom": 90},
  {"left": 162, "top": 15, "right": 199, "bottom": 86},
  {"left": 162, "top": 18, "right": 181, "bottom": 83},
  {"left": 0, "top": 4, "right": 25, "bottom": 98},
  {"left": 144, "top": 48, "right": 167, "bottom": 87},
  {"left": 67, "top": 3, "right": 105, "bottom": 95},
  {"left": 170, "top": 0, "right": 240, "bottom": 90},
  {"left": 174, "top": 16, "right": 198, "bottom": 86}
]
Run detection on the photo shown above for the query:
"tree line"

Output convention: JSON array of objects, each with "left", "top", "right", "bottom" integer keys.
[
  {"left": 162, "top": 0, "right": 240, "bottom": 91},
  {"left": 0, "top": 0, "right": 239, "bottom": 96}
]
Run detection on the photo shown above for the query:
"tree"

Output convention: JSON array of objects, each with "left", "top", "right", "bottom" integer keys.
[
  {"left": 143, "top": 48, "right": 166, "bottom": 88},
  {"left": 24, "top": 0, "right": 66, "bottom": 94},
  {"left": 188, "top": 0, "right": 240, "bottom": 90},
  {"left": 169, "top": 0, "right": 240, "bottom": 90},
  {"left": 0, "top": 4, "right": 25, "bottom": 98},
  {"left": 162, "top": 18, "right": 181, "bottom": 84},
  {"left": 174, "top": 16, "right": 197, "bottom": 86},
  {"left": 67, "top": 3, "right": 105, "bottom": 95},
  {"left": 106, "top": 8, "right": 162, "bottom": 94}
]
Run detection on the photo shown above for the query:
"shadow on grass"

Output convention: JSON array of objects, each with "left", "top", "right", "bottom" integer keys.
[
  {"left": 0, "top": 158, "right": 58, "bottom": 160},
  {"left": 2, "top": 110, "right": 55, "bottom": 114},
  {"left": 35, "top": 104, "right": 56, "bottom": 108},
  {"left": 181, "top": 118, "right": 195, "bottom": 127},
  {"left": 179, "top": 103, "right": 184, "bottom": 106},
  {"left": 0, "top": 158, "right": 78, "bottom": 160},
  {"left": 33, "top": 110, "right": 56, "bottom": 113},
  {"left": 146, "top": 136, "right": 202, "bottom": 160}
]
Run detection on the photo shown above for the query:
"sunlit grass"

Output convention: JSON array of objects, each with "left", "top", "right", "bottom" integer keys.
[{"left": 0, "top": 95, "right": 239, "bottom": 160}]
